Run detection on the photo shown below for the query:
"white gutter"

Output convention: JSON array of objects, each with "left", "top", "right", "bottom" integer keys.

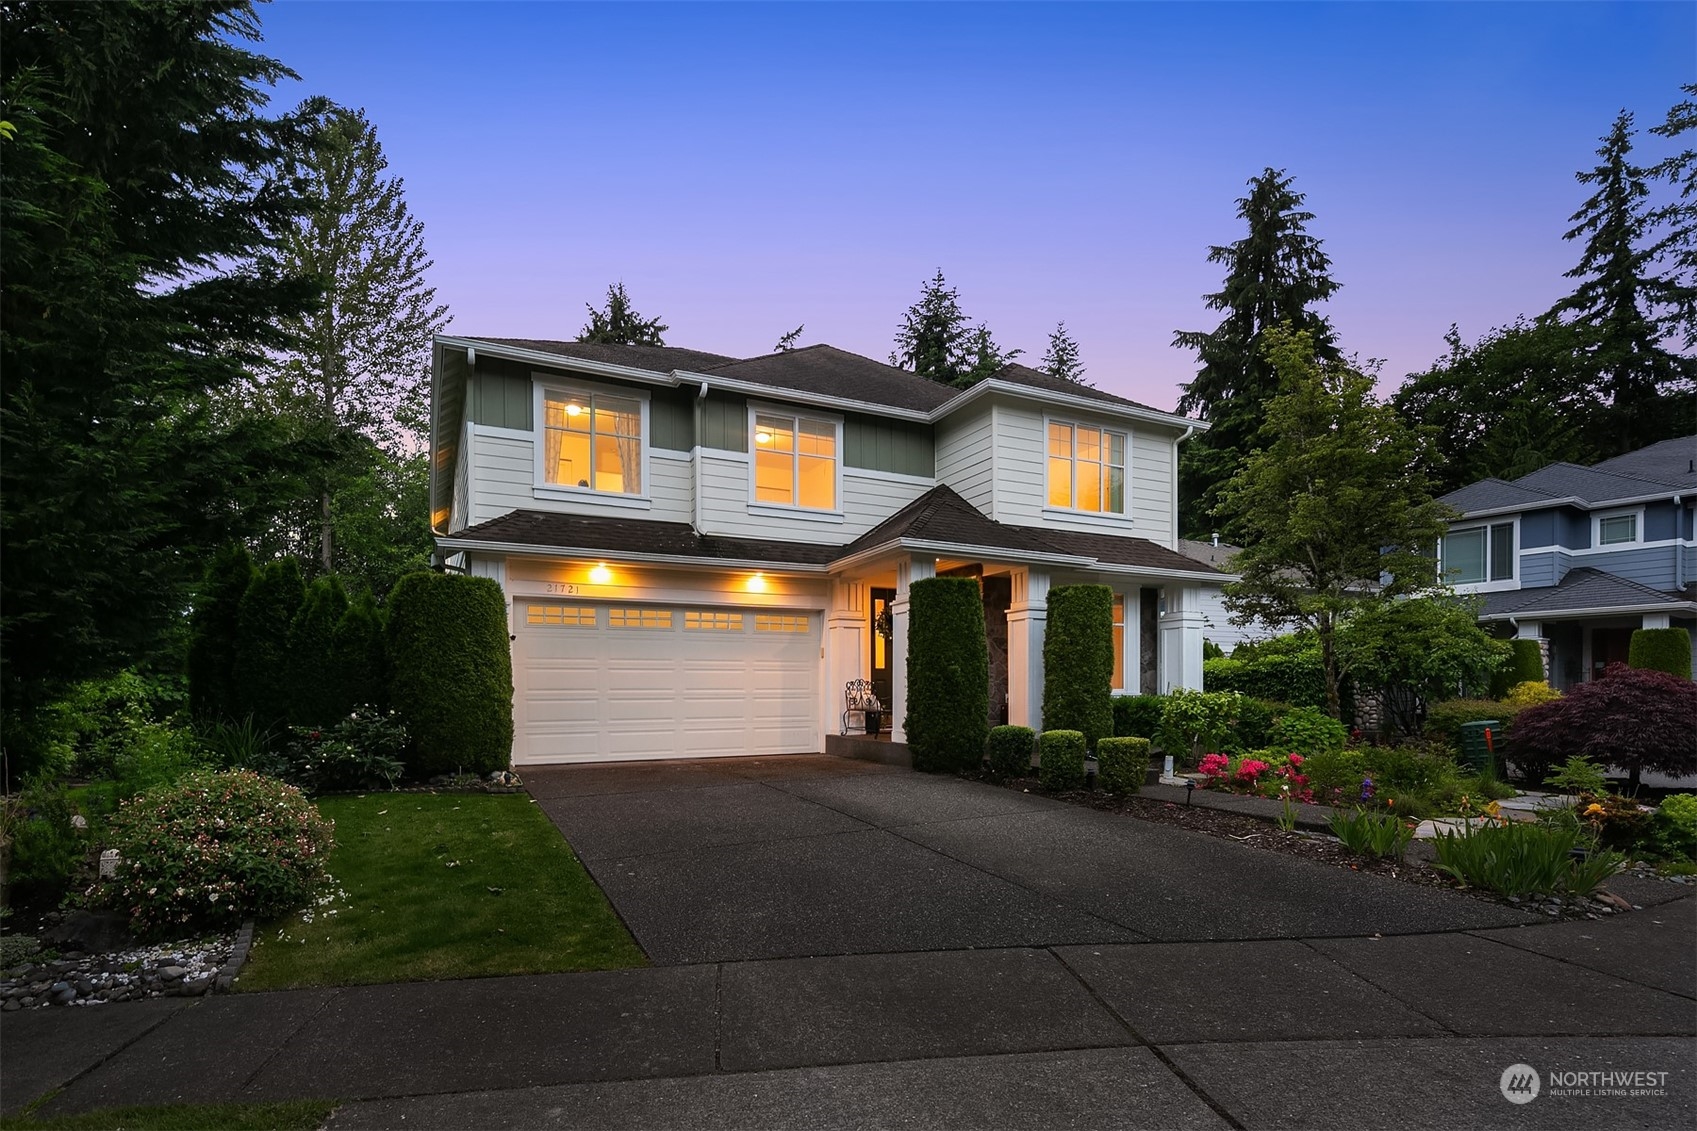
[
  {"left": 1453, "top": 490, "right": 1693, "bottom": 521},
  {"left": 1479, "top": 599, "right": 1697, "bottom": 622},
  {"left": 938, "top": 377, "right": 1207, "bottom": 433},
  {"left": 432, "top": 535, "right": 833, "bottom": 574}
]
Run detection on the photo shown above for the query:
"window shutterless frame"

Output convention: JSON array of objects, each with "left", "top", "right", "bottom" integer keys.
[
  {"left": 1044, "top": 417, "right": 1128, "bottom": 515},
  {"left": 531, "top": 380, "right": 652, "bottom": 505},
  {"left": 746, "top": 402, "right": 843, "bottom": 514}
]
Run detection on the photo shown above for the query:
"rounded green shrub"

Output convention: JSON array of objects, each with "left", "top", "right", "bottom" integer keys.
[
  {"left": 1097, "top": 736, "right": 1151, "bottom": 794},
  {"left": 1648, "top": 794, "right": 1697, "bottom": 862},
  {"left": 103, "top": 770, "right": 334, "bottom": 938},
  {"left": 1629, "top": 628, "right": 1692, "bottom": 680},
  {"left": 1111, "top": 694, "right": 1164, "bottom": 740},
  {"left": 386, "top": 571, "right": 514, "bottom": 778},
  {"left": 1038, "top": 729, "right": 1086, "bottom": 791},
  {"left": 1042, "top": 585, "right": 1114, "bottom": 749},
  {"left": 1268, "top": 706, "right": 1347, "bottom": 755},
  {"left": 235, "top": 558, "right": 306, "bottom": 731},
  {"left": 905, "top": 577, "right": 989, "bottom": 774},
  {"left": 188, "top": 544, "right": 255, "bottom": 723},
  {"left": 287, "top": 576, "right": 348, "bottom": 727},
  {"left": 986, "top": 725, "right": 1035, "bottom": 779},
  {"left": 5, "top": 783, "right": 85, "bottom": 907},
  {"left": 330, "top": 590, "right": 388, "bottom": 713}
]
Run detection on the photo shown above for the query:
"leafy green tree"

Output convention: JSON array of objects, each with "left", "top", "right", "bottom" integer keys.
[
  {"left": 1393, "top": 319, "right": 1592, "bottom": 495},
  {"left": 1336, "top": 598, "right": 1509, "bottom": 737},
  {"left": 1543, "top": 110, "right": 1696, "bottom": 456},
  {"left": 1214, "top": 327, "right": 1452, "bottom": 719},
  {"left": 578, "top": 282, "right": 667, "bottom": 345},
  {"left": 1041, "top": 322, "right": 1088, "bottom": 384},
  {"left": 0, "top": 1, "right": 320, "bottom": 730},
  {"left": 1174, "top": 168, "right": 1342, "bottom": 535},
  {"left": 890, "top": 270, "right": 1020, "bottom": 388},
  {"left": 286, "top": 575, "right": 349, "bottom": 726},
  {"left": 235, "top": 558, "right": 307, "bottom": 732},
  {"left": 188, "top": 545, "right": 258, "bottom": 723}
]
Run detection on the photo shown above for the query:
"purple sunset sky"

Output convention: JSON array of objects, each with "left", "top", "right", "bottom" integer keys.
[{"left": 259, "top": 1, "right": 1693, "bottom": 411}]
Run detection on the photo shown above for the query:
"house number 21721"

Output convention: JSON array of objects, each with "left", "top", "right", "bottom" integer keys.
[{"left": 544, "top": 582, "right": 580, "bottom": 595}]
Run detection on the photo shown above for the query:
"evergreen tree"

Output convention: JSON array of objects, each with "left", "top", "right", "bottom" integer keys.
[
  {"left": 187, "top": 544, "right": 257, "bottom": 723},
  {"left": 1542, "top": 110, "right": 1696, "bottom": 457},
  {"left": 1215, "top": 328, "right": 1450, "bottom": 719},
  {"left": 286, "top": 575, "right": 349, "bottom": 726},
  {"left": 234, "top": 558, "right": 307, "bottom": 731},
  {"left": 1650, "top": 84, "right": 1697, "bottom": 348},
  {"left": 1041, "top": 322, "right": 1089, "bottom": 385},
  {"left": 958, "top": 324, "right": 1023, "bottom": 389},
  {"left": 774, "top": 325, "right": 805, "bottom": 352},
  {"left": 578, "top": 282, "right": 667, "bottom": 345},
  {"left": 249, "top": 103, "right": 450, "bottom": 574},
  {"left": 1174, "top": 168, "right": 1342, "bottom": 535},
  {"left": 330, "top": 589, "right": 388, "bottom": 713},
  {"left": 0, "top": 1, "right": 320, "bottom": 725},
  {"left": 890, "top": 270, "right": 1019, "bottom": 388}
]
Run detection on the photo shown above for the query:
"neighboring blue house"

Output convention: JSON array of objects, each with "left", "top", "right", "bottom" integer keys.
[{"left": 1438, "top": 435, "right": 1697, "bottom": 688}]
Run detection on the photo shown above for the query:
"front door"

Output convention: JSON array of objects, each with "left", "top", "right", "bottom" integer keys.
[
  {"left": 1591, "top": 628, "right": 1634, "bottom": 680},
  {"left": 870, "top": 587, "right": 895, "bottom": 720}
]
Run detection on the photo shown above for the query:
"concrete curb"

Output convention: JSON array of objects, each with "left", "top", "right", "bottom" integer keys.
[{"left": 214, "top": 921, "right": 255, "bottom": 993}]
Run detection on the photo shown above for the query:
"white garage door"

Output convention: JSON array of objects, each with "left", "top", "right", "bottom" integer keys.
[{"left": 513, "top": 600, "right": 821, "bottom": 763}]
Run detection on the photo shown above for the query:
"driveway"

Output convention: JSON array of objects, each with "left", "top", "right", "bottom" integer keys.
[{"left": 526, "top": 754, "right": 1539, "bottom": 964}]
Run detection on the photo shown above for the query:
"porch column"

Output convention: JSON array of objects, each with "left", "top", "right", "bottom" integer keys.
[
  {"left": 890, "top": 555, "right": 935, "bottom": 744},
  {"left": 1006, "top": 568, "right": 1050, "bottom": 731},
  {"left": 1514, "top": 619, "right": 1550, "bottom": 682},
  {"left": 824, "top": 580, "right": 868, "bottom": 738},
  {"left": 1642, "top": 613, "right": 1671, "bottom": 630},
  {"left": 1159, "top": 584, "right": 1205, "bottom": 692}
]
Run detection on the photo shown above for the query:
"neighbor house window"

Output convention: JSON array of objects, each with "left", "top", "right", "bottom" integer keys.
[
  {"left": 1047, "top": 422, "right": 1126, "bottom": 513},
  {"left": 1597, "top": 512, "right": 1639, "bottom": 546},
  {"left": 753, "top": 412, "right": 837, "bottom": 510},
  {"left": 1111, "top": 594, "right": 1126, "bottom": 691},
  {"left": 1443, "top": 522, "right": 1514, "bottom": 584},
  {"left": 543, "top": 391, "right": 643, "bottom": 493}
]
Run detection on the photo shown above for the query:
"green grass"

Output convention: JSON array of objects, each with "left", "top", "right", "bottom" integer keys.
[
  {"left": 236, "top": 792, "right": 644, "bottom": 990},
  {"left": 0, "top": 1100, "right": 334, "bottom": 1130}
]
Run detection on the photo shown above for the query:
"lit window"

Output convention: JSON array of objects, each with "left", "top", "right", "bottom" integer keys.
[
  {"left": 1442, "top": 522, "right": 1514, "bottom": 584},
  {"left": 684, "top": 610, "right": 744, "bottom": 631},
  {"left": 1047, "top": 421, "right": 1126, "bottom": 513},
  {"left": 543, "top": 391, "right": 642, "bottom": 494},
  {"left": 754, "top": 412, "right": 836, "bottom": 510},
  {"left": 1111, "top": 594, "right": 1126, "bottom": 691},
  {"left": 755, "top": 613, "right": 810, "bottom": 633},
  {"left": 527, "top": 604, "right": 596, "bottom": 627},
  {"left": 608, "top": 608, "right": 672, "bottom": 629},
  {"left": 1598, "top": 513, "right": 1638, "bottom": 546}
]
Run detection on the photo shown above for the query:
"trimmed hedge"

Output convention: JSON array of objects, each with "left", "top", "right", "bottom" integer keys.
[
  {"left": 188, "top": 543, "right": 255, "bottom": 723},
  {"left": 234, "top": 558, "right": 306, "bottom": 731},
  {"left": 1491, "top": 638, "right": 1546, "bottom": 698},
  {"left": 1204, "top": 651, "right": 1328, "bottom": 708},
  {"left": 330, "top": 590, "right": 388, "bottom": 713},
  {"left": 386, "top": 571, "right": 514, "bottom": 778},
  {"left": 986, "top": 725, "right": 1035, "bottom": 779},
  {"left": 905, "top": 577, "right": 990, "bottom": 774},
  {"left": 1097, "top": 736, "right": 1150, "bottom": 794},
  {"left": 1112, "top": 694, "right": 1165, "bottom": 741},
  {"left": 1042, "top": 585, "right": 1115, "bottom": 749},
  {"left": 1423, "top": 698, "right": 1504, "bottom": 748},
  {"left": 1038, "top": 729, "right": 1087, "bottom": 791},
  {"left": 1630, "top": 628, "right": 1692, "bottom": 679},
  {"left": 287, "top": 576, "right": 348, "bottom": 726}
]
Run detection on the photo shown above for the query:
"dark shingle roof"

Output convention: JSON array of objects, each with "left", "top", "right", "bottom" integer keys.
[
  {"left": 1440, "top": 478, "right": 1558, "bottom": 514},
  {"left": 1588, "top": 434, "right": 1697, "bottom": 489},
  {"left": 1443, "top": 435, "right": 1697, "bottom": 515},
  {"left": 1177, "top": 538, "right": 1242, "bottom": 569},
  {"left": 477, "top": 339, "right": 742, "bottom": 375},
  {"left": 1513, "top": 463, "right": 1676, "bottom": 505},
  {"left": 453, "top": 510, "right": 837, "bottom": 566},
  {"left": 705, "top": 345, "right": 957, "bottom": 412},
  {"left": 1478, "top": 568, "right": 1691, "bottom": 619},
  {"left": 990, "top": 363, "right": 1164, "bottom": 415}
]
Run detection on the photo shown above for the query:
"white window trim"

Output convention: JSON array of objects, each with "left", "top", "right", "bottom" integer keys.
[
  {"left": 1442, "top": 516, "right": 1519, "bottom": 593},
  {"left": 532, "top": 380, "right": 653, "bottom": 509},
  {"left": 745, "top": 400, "right": 845, "bottom": 517},
  {"left": 1593, "top": 506, "right": 1644, "bottom": 548},
  {"left": 1042, "top": 414, "right": 1131, "bottom": 519}
]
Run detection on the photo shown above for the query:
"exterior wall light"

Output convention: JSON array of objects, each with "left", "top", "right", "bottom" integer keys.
[
  {"left": 746, "top": 572, "right": 768, "bottom": 592},
  {"left": 589, "top": 563, "right": 613, "bottom": 584}
]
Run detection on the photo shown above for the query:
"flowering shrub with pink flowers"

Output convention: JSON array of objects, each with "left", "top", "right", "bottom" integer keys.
[{"left": 1197, "top": 750, "right": 1314, "bottom": 804}]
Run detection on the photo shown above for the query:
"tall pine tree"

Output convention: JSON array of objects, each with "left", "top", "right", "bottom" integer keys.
[
  {"left": 1174, "top": 168, "right": 1341, "bottom": 535},
  {"left": 1041, "top": 322, "right": 1089, "bottom": 385},
  {"left": 890, "top": 270, "right": 1019, "bottom": 388},
  {"left": 1542, "top": 110, "right": 1695, "bottom": 456},
  {"left": 579, "top": 282, "right": 667, "bottom": 345},
  {"left": 1650, "top": 84, "right": 1697, "bottom": 349}
]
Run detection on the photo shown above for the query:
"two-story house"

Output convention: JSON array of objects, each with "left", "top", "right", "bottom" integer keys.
[
  {"left": 428, "top": 336, "right": 1226, "bottom": 765},
  {"left": 1438, "top": 435, "right": 1697, "bottom": 688}
]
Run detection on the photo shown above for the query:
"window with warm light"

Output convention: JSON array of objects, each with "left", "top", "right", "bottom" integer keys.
[
  {"left": 1047, "top": 421, "right": 1126, "bottom": 513},
  {"left": 1111, "top": 594, "right": 1126, "bottom": 691},
  {"left": 753, "top": 412, "right": 837, "bottom": 510},
  {"left": 543, "top": 391, "right": 643, "bottom": 493}
]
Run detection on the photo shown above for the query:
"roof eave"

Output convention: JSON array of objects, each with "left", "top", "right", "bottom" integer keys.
[
  {"left": 1479, "top": 599, "right": 1697, "bottom": 621},
  {"left": 433, "top": 534, "right": 832, "bottom": 573},
  {"left": 934, "top": 378, "right": 1208, "bottom": 433}
]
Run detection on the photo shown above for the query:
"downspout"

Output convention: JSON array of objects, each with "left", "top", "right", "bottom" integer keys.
[
  {"left": 693, "top": 380, "right": 710, "bottom": 532},
  {"left": 1676, "top": 494, "right": 1686, "bottom": 593},
  {"left": 1171, "top": 424, "right": 1197, "bottom": 552}
]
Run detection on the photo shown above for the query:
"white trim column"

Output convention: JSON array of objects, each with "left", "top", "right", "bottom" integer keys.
[
  {"left": 1642, "top": 613, "right": 1671, "bottom": 630},
  {"left": 824, "top": 579, "right": 869, "bottom": 736},
  {"left": 1006, "top": 568, "right": 1050, "bottom": 731},
  {"left": 890, "top": 555, "right": 935, "bottom": 744},
  {"left": 1159, "top": 584, "right": 1205, "bottom": 692}
]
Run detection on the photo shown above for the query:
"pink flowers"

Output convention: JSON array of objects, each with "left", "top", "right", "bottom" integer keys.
[
  {"left": 1198, "top": 753, "right": 1231, "bottom": 779},
  {"left": 1234, "top": 759, "right": 1271, "bottom": 784}
]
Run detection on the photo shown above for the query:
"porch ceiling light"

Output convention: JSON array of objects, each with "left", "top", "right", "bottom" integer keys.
[
  {"left": 589, "top": 563, "right": 613, "bottom": 584},
  {"left": 746, "top": 572, "right": 768, "bottom": 592}
]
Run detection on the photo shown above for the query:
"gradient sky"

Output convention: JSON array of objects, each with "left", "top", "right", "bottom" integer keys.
[{"left": 258, "top": 1, "right": 1693, "bottom": 412}]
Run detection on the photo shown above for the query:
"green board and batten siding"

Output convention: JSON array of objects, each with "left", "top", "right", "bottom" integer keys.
[
  {"left": 845, "top": 415, "right": 933, "bottom": 477},
  {"left": 466, "top": 358, "right": 695, "bottom": 451}
]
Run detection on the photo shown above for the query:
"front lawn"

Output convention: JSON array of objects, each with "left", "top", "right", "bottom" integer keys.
[{"left": 236, "top": 792, "right": 644, "bottom": 990}]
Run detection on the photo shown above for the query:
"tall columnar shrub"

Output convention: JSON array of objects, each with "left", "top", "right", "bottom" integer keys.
[
  {"left": 1038, "top": 729, "right": 1087, "bottom": 791},
  {"left": 1042, "top": 584, "right": 1114, "bottom": 749},
  {"left": 234, "top": 558, "right": 306, "bottom": 731},
  {"left": 187, "top": 544, "right": 255, "bottom": 722},
  {"left": 905, "top": 577, "right": 989, "bottom": 774},
  {"left": 287, "top": 576, "right": 348, "bottom": 726},
  {"left": 1511, "top": 664, "right": 1697, "bottom": 789},
  {"left": 1629, "top": 628, "right": 1692, "bottom": 679},
  {"left": 986, "top": 725, "right": 1035, "bottom": 779},
  {"left": 331, "top": 590, "right": 388, "bottom": 713},
  {"left": 1490, "top": 638, "right": 1546, "bottom": 698},
  {"left": 386, "top": 571, "right": 514, "bottom": 777},
  {"left": 1096, "top": 736, "right": 1151, "bottom": 794}
]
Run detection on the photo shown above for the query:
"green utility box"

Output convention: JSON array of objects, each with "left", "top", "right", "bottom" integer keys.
[{"left": 1456, "top": 720, "right": 1500, "bottom": 778}]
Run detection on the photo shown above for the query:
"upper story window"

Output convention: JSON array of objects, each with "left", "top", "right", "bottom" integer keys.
[
  {"left": 753, "top": 411, "right": 837, "bottom": 510},
  {"left": 1597, "top": 511, "right": 1639, "bottom": 546},
  {"left": 1047, "top": 421, "right": 1126, "bottom": 514},
  {"left": 543, "top": 390, "right": 643, "bottom": 494},
  {"left": 1443, "top": 521, "right": 1514, "bottom": 584}
]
